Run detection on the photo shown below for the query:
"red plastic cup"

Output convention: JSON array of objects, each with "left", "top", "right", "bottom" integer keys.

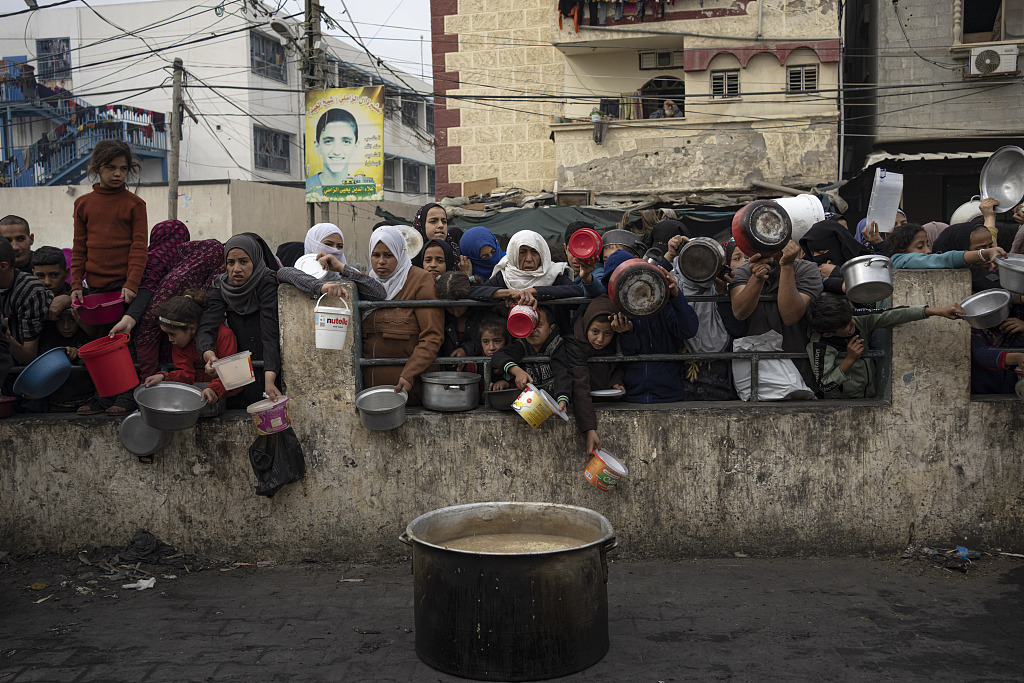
[
  {"left": 567, "top": 228, "right": 602, "bottom": 262},
  {"left": 507, "top": 305, "right": 539, "bottom": 338}
]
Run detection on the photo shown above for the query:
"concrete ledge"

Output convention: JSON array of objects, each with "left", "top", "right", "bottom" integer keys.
[{"left": 3, "top": 270, "right": 1023, "bottom": 562}]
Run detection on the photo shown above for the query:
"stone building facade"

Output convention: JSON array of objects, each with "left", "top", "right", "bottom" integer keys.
[{"left": 431, "top": 0, "right": 841, "bottom": 200}]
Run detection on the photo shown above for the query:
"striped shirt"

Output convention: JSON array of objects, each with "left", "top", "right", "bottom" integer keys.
[{"left": 0, "top": 269, "right": 53, "bottom": 344}]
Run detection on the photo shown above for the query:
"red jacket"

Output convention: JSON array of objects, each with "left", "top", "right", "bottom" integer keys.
[{"left": 161, "top": 324, "right": 237, "bottom": 397}]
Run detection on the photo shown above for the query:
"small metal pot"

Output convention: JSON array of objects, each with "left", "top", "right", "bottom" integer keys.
[
  {"left": 996, "top": 255, "right": 1024, "bottom": 294},
  {"left": 607, "top": 258, "right": 672, "bottom": 318},
  {"left": 421, "top": 371, "right": 481, "bottom": 412},
  {"left": 732, "top": 200, "right": 792, "bottom": 257},
  {"left": 485, "top": 387, "right": 521, "bottom": 411},
  {"left": 958, "top": 289, "right": 1012, "bottom": 329},
  {"left": 134, "top": 382, "right": 207, "bottom": 431},
  {"left": 841, "top": 255, "right": 894, "bottom": 304},
  {"left": 355, "top": 386, "right": 408, "bottom": 430},
  {"left": 677, "top": 237, "right": 725, "bottom": 283}
]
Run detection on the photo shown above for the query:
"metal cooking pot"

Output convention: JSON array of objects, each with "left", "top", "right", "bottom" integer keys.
[
  {"left": 980, "top": 146, "right": 1024, "bottom": 213},
  {"left": 677, "top": 236, "right": 725, "bottom": 282},
  {"left": 996, "top": 255, "right": 1024, "bottom": 294},
  {"left": 400, "top": 502, "right": 616, "bottom": 681},
  {"left": 600, "top": 229, "right": 643, "bottom": 257},
  {"left": 421, "top": 371, "right": 481, "bottom": 412},
  {"left": 841, "top": 255, "right": 894, "bottom": 304},
  {"left": 950, "top": 196, "right": 983, "bottom": 225},
  {"left": 606, "top": 257, "right": 673, "bottom": 318},
  {"left": 958, "top": 289, "right": 1011, "bottom": 329},
  {"left": 133, "top": 382, "right": 207, "bottom": 431},
  {"left": 732, "top": 200, "right": 792, "bottom": 257},
  {"left": 355, "top": 385, "right": 408, "bottom": 430}
]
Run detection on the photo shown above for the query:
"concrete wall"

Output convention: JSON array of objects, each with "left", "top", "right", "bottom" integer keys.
[
  {"left": 0, "top": 182, "right": 423, "bottom": 265},
  {"left": 3, "top": 269, "right": 1024, "bottom": 562}
]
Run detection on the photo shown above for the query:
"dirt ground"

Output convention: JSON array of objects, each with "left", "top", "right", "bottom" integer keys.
[{"left": 1, "top": 546, "right": 1023, "bottom": 682}]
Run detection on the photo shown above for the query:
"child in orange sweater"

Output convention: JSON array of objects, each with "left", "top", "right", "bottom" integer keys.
[
  {"left": 143, "top": 290, "right": 238, "bottom": 405},
  {"left": 70, "top": 140, "right": 149, "bottom": 308}
]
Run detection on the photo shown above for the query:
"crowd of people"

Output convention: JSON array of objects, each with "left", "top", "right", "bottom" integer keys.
[{"left": 3, "top": 141, "right": 1023, "bottom": 456}]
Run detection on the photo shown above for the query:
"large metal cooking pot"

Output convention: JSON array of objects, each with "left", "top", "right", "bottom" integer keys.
[
  {"left": 133, "top": 382, "right": 207, "bottom": 431},
  {"left": 996, "top": 255, "right": 1024, "bottom": 294},
  {"left": 420, "top": 371, "right": 480, "bottom": 412},
  {"left": 355, "top": 386, "right": 408, "bottom": 430},
  {"left": 677, "top": 236, "right": 725, "bottom": 282},
  {"left": 732, "top": 200, "right": 792, "bottom": 257},
  {"left": 958, "top": 289, "right": 1011, "bottom": 329},
  {"left": 841, "top": 255, "right": 894, "bottom": 304},
  {"left": 401, "top": 502, "right": 616, "bottom": 681},
  {"left": 980, "top": 146, "right": 1024, "bottom": 213},
  {"left": 607, "top": 257, "right": 673, "bottom": 318}
]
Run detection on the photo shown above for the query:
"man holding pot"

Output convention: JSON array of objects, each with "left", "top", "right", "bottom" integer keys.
[{"left": 729, "top": 240, "right": 823, "bottom": 393}]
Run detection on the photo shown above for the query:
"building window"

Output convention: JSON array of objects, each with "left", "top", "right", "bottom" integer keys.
[
  {"left": 385, "top": 92, "right": 401, "bottom": 121},
  {"left": 402, "top": 96, "right": 420, "bottom": 129},
  {"left": 962, "top": 0, "right": 1024, "bottom": 43},
  {"left": 711, "top": 70, "right": 740, "bottom": 98},
  {"left": 254, "top": 126, "right": 291, "bottom": 173},
  {"left": 638, "top": 76, "right": 685, "bottom": 119},
  {"left": 403, "top": 163, "right": 420, "bottom": 194},
  {"left": 251, "top": 31, "right": 287, "bottom": 83},
  {"left": 425, "top": 103, "right": 434, "bottom": 135},
  {"left": 639, "top": 50, "right": 684, "bottom": 70},
  {"left": 36, "top": 38, "right": 70, "bottom": 80},
  {"left": 428, "top": 167, "right": 435, "bottom": 195},
  {"left": 384, "top": 157, "right": 396, "bottom": 191},
  {"left": 787, "top": 65, "right": 818, "bottom": 92}
]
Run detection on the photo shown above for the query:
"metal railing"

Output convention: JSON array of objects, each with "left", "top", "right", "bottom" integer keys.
[{"left": 351, "top": 293, "right": 885, "bottom": 405}]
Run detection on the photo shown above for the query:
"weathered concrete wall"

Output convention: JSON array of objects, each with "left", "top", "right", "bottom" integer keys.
[
  {"left": 0, "top": 182, "right": 422, "bottom": 266},
  {"left": 3, "top": 269, "right": 1023, "bottom": 562}
]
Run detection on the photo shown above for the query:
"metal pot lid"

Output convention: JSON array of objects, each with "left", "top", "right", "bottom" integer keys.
[
  {"left": 355, "top": 386, "right": 409, "bottom": 412},
  {"left": 678, "top": 237, "right": 725, "bottom": 282},
  {"left": 421, "top": 371, "right": 482, "bottom": 385},
  {"left": 980, "top": 146, "right": 1024, "bottom": 213},
  {"left": 118, "top": 411, "right": 169, "bottom": 457}
]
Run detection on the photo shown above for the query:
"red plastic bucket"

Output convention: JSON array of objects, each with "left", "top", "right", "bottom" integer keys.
[
  {"left": 78, "top": 333, "right": 139, "bottom": 397},
  {"left": 567, "top": 228, "right": 602, "bottom": 262},
  {"left": 72, "top": 292, "right": 125, "bottom": 325},
  {"left": 507, "top": 305, "right": 539, "bottom": 338}
]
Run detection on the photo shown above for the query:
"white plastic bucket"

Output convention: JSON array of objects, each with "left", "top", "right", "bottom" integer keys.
[
  {"left": 314, "top": 294, "right": 351, "bottom": 350},
  {"left": 212, "top": 350, "right": 255, "bottom": 390},
  {"left": 772, "top": 194, "right": 825, "bottom": 242}
]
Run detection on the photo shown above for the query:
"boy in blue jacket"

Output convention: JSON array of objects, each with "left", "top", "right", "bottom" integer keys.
[{"left": 602, "top": 250, "right": 699, "bottom": 403}]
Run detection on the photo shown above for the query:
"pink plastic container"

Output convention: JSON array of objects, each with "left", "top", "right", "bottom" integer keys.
[
  {"left": 507, "top": 305, "right": 539, "bottom": 339},
  {"left": 246, "top": 396, "right": 290, "bottom": 435},
  {"left": 72, "top": 292, "right": 125, "bottom": 325}
]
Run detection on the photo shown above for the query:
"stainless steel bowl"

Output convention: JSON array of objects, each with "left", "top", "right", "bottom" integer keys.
[
  {"left": 485, "top": 387, "right": 521, "bottom": 411},
  {"left": 355, "top": 386, "right": 408, "bottom": 430},
  {"left": 421, "top": 371, "right": 481, "bottom": 412},
  {"left": 980, "top": 146, "right": 1024, "bottom": 213},
  {"left": 996, "top": 255, "right": 1024, "bottom": 294},
  {"left": 118, "top": 411, "right": 170, "bottom": 457},
  {"left": 133, "top": 382, "right": 207, "bottom": 431},
  {"left": 958, "top": 289, "right": 1012, "bottom": 329}
]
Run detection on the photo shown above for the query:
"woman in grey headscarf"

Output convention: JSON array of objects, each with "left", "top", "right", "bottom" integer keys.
[{"left": 197, "top": 234, "right": 283, "bottom": 405}]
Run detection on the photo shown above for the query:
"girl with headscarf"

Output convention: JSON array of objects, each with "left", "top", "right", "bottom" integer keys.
[
  {"left": 921, "top": 221, "right": 949, "bottom": 248},
  {"left": 277, "top": 223, "right": 386, "bottom": 302},
  {"left": 459, "top": 226, "right": 504, "bottom": 283},
  {"left": 360, "top": 225, "right": 443, "bottom": 404},
  {"left": 413, "top": 202, "right": 461, "bottom": 259},
  {"left": 884, "top": 222, "right": 1006, "bottom": 292},
  {"left": 197, "top": 234, "right": 284, "bottom": 405},
  {"left": 412, "top": 238, "right": 457, "bottom": 277},
  {"left": 798, "top": 219, "right": 872, "bottom": 295}
]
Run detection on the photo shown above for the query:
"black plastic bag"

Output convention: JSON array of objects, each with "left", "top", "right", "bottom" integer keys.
[{"left": 248, "top": 427, "right": 305, "bottom": 498}]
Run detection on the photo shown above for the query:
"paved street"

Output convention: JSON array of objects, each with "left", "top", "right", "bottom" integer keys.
[{"left": 2, "top": 553, "right": 1023, "bottom": 682}]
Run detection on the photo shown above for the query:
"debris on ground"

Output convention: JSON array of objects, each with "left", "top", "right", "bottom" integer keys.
[
  {"left": 899, "top": 542, "right": 1013, "bottom": 573},
  {"left": 121, "top": 577, "right": 156, "bottom": 591}
]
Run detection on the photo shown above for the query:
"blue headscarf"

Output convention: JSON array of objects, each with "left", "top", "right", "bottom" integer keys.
[
  {"left": 600, "top": 249, "right": 636, "bottom": 288},
  {"left": 459, "top": 226, "right": 504, "bottom": 281}
]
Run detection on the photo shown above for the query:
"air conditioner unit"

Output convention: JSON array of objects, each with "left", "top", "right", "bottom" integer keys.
[{"left": 969, "top": 45, "right": 1018, "bottom": 76}]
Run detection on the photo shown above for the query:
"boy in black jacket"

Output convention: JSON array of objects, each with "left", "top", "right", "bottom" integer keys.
[{"left": 491, "top": 306, "right": 573, "bottom": 412}]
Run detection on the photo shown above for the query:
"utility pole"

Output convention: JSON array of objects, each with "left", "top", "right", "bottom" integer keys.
[
  {"left": 168, "top": 57, "right": 183, "bottom": 220},
  {"left": 305, "top": 0, "right": 329, "bottom": 225}
]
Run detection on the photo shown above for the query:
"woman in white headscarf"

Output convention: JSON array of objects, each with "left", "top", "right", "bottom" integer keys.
[
  {"left": 360, "top": 225, "right": 443, "bottom": 403},
  {"left": 472, "top": 230, "right": 582, "bottom": 306},
  {"left": 277, "top": 223, "right": 386, "bottom": 301}
]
